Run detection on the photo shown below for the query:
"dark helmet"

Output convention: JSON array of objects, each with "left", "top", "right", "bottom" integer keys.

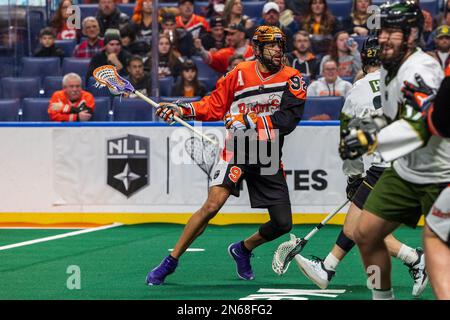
[
  {"left": 252, "top": 25, "right": 286, "bottom": 72},
  {"left": 361, "top": 34, "right": 381, "bottom": 73},
  {"left": 379, "top": 0, "right": 424, "bottom": 36}
]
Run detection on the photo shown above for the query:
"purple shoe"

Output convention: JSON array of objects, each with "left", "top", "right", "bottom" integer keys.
[
  {"left": 228, "top": 241, "right": 254, "bottom": 280},
  {"left": 146, "top": 255, "right": 178, "bottom": 286}
]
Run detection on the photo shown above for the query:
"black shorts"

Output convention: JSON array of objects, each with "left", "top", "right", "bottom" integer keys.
[
  {"left": 352, "top": 166, "right": 386, "bottom": 210},
  {"left": 210, "top": 161, "right": 291, "bottom": 209}
]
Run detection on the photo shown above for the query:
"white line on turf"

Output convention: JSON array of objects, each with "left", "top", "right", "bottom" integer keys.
[
  {"left": 0, "top": 223, "right": 123, "bottom": 251},
  {"left": 168, "top": 248, "right": 205, "bottom": 252}
]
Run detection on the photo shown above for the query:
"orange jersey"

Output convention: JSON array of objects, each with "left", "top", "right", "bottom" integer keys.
[
  {"left": 445, "top": 65, "right": 450, "bottom": 77},
  {"left": 48, "top": 90, "right": 95, "bottom": 122},
  {"left": 187, "top": 60, "right": 307, "bottom": 141},
  {"left": 208, "top": 45, "right": 255, "bottom": 73},
  {"left": 176, "top": 14, "right": 210, "bottom": 39}
]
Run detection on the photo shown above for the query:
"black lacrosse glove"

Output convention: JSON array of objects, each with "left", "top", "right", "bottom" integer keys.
[{"left": 346, "top": 175, "right": 364, "bottom": 201}]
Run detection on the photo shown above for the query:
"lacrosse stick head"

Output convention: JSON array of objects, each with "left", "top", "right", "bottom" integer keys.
[
  {"left": 92, "top": 65, "right": 135, "bottom": 96},
  {"left": 272, "top": 234, "right": 307, "bottom": 275},
  {"left": 185, "top": 133, "right": 220, "bottom": 179}
]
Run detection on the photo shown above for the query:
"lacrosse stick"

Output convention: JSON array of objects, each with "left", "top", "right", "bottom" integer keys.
[
  {"left": 272, "top": 199, "right": 349, "bottom": 275},
  {"left": 92, "top": 65, "right": 218, "bottom": 146},
  {"left": 185, "top": 134, "right": 220, "bottom": 180}
]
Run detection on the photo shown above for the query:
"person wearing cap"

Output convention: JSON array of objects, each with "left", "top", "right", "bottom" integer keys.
[
  {"left": 85, "top": 28, "right": 131, "bottom": 86},
  {"left": 96, "top": 0, "right": 130, "bottom": 37},
  {"left": 254, "top": 2, "right": 294, "bottom": 52},
  {"left": 176, "top": 0, "right": 210, "bottom": 39},
  {"left": 199, "top": 16, "right": 226, "bottom": 51},
  {"left": 427, "top": 25, "right": 450, "bottom": 70},
  {"left": 194, "top": 22, "right": 254, "bottom": 73}
]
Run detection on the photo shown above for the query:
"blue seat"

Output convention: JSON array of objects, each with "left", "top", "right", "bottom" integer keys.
[
  {"left": 242, "top": 2, "right": 265, "bottom": 19},
  {"left": 26, "top": 9, "right": 46, "bottom": 55},
  {"left": 158, "top": 2, "right": 178, "bottom": 8},
  {"left": 191, "top": 56, "right": 222, "bottom": 79},
  {"left": 194, "top": 1, "right": 209, "bottom": 15},
  {"left": 0, "top": 57, "right": 16, "bottom": 78},
  {"left": 21, "top": 98, "right": 51, "bottom": 122},
  {"left": 78, "top": 4, "right": 98, "bottom": 21},
  {"left": 1, "top": 77, "right": 41, "bottom": 99},
  {"left": 341, "top": 76, "right": 354, "bottom": 84},
  {"left": 303, "top": 96, "right": 344, "bottom": 120},
  {"left": 420, "top": 0, "right": 439, "bottom": 15},
  {"left": 160, "top": 96, "right": 200, "bottom": 104},
  {"left": 327, "top": 0, "right": 352, "bottom": 19},
  {"left": 159, "top": 77, "right": 174, "bottom": 96},
  {"left": 302, "top": 75, "right": 311, "bottom": 87},
  {"left": 117, "top": 3, "right": 134, "bottom": 17},
  {"left": 91, "top": 97, "right": 112, "bottom": 121},
  {"left": 20, "top": 57, "right": 61, "bottom": 79},
  {"left": 62, "top": 58, "right": 91, "bottom": 78},
  {"left": 55, "top": 39, "right": 77, "bottom": 57},
  {"left": 112, "top": 97, "right": 154, "bottom": 121},
  {"left": 198, "top": 76, "right": 218, "bottom": 92},
  {"left": 0, "top": 99, "right": 20, "bottom": 121},
  {"left": 86, "top": 76, "right": 112, "bottom": 97}
]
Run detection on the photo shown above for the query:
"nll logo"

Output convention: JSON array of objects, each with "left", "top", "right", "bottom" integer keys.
[{"left": 107, "top": 134, "right": 149, "bottom": 197}]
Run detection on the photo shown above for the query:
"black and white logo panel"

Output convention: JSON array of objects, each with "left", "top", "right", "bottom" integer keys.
[{"left": 107, "top": 134, "right": 149, "bottom": 197}]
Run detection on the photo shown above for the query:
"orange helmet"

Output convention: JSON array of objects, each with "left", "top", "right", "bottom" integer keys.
[{"left": 252, "top": 26, "right": 286, "bottom": 72}]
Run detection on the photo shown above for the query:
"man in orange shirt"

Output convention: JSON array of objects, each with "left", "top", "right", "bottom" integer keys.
[
  {"left": 147, "top": 26, "right": 307, "bottom": 285},
  {"left": 48, "top": 73, "right": 95, "bottom": 122},
  {"left": 176, "top": 0, "right": 210, "bottom": 39},
  {"left": 194, "top": 22, "right": 254, "bottom": 73}
]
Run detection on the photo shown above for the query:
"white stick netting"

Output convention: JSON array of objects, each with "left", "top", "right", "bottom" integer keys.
[{"left": 272, "top": 234, "right": 303, "bottom": 275}]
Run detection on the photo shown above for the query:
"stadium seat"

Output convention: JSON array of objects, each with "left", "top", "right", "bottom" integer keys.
[
  {"left": 0, "top": 57, "right": 16, "bottom": 78},
  {"left": 78, "top": 4, "right": 98, "bottom": 21},
  {"left": 26, "top": 8, "right": 47, "bottom": 55},
  {"left": 62, "top": 58, "right": 91, "bottom": 78},
  {"left": 244, "top": 2, "right": 266, "bottom": 19},
  {"left": 55, "top": 39, "right": 77, "bottom": 57},
  {"left": 112, "top": 97, "right": 154, "bottom": 121},
  {"left": 341, "top": 76, "right": 354, "bottom": 84},
  {"left": 158, "top": 2, "right": 178, "bottom": 8},
  {"left": 0, "top": 99, "right": 20, "bottom": 121},
  {"left": 198, "top": 76, "right": 218, "bottom": 92},
  {"left": 194, "top": 1, "right": 209, "bottom": 15},
  {"left": 327, "top": 0, "right": 352, "bottom": 19},
  {"left": 20, "top": 57, "right": 61, "bottom": 79},
  {"left": 1, "top": 77, "right": 41, "bottom": 99},
  {"left": 191, "top": 56, "right": 222, "bottom": 79},
  {"left": 117, "top": 3, "right": 134, "bottom": 17},
  {"left": 159, "top": 77, "right": 174, "bottom": 96},
  {"left": 91, "top": 97, "right": 112, "bottom": 121},
  {"left": 160, "top": 96, "right": 200, "bottom": 104},
  {"left": 21, "top": 98, "right": 51, "bottom": 122},
  {"left": 86, "top": 76, "right": 112, "bottom": 97},
  {"left": 303, "top": 96, "right": 345, "bottom": 120},
  {"left": 42, "top": 76, "right": 86, "bottom": 97},
  {"left": 420, "top": 0, "right": 439, "bottom": 15}
]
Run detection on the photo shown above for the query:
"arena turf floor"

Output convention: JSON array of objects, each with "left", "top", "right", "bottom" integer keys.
[{"left": 0, "top": 224, "right": 433, "bottom": 300}]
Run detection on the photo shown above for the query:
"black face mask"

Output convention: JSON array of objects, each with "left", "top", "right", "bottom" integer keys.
[{"left": 256, "top": 42, "right": 285, "bottom": 73}]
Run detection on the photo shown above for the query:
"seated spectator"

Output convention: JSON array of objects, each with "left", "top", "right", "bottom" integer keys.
[
  {"left": 48, "top": 73, "right": 95, "bottom": 122},
  {"left": 125, "top": 55, "right": 152, "bottom": 98},
  {"left": 286, "top": 31, "right": 320, "bottom": 80},
  {"left": 342, "top": 0, "right": 371, "bottom": 37},
  {"left": 86, "top": 28, "right": 130, "bottom": 86},
  {"left": 296, "top": 0, "right": 341, "bottom": 56},
  {"left": 194, "top": 22, "right": 254, "bottom": 73},
  {"left": 33, "top": 27, "right": 65, "bottom": 60},
  {"left": 120, "top": 24, "right": 151, "bottom": 57},
  {"left": 131, "top": 0, "right": 154, "bottom": 45},
  {"left": 96, "top": 0, "right": 130, "bottom": 37},
  {"left": 161, "top": 13, "right": 195, "bottom": 58},
  {"left": 171, "top": 59, "right": 207, "bottom": 97},
  {"left": 307, "top": 60, "right": 352, "bottom": 97},
  {"left": 285, "top": 0, "right": 309, "bottom": 15},
  {"left": 73, "top": 17, "right": 105, "bottom": 58},
  {"left": 427, "top": 25, "right": 450, "bottom": 70},
  {"left": 273, "top": 0, "right": 299, "bottom": 35},
  {"left": 320, "top": 31, "right": 361, "bottom": 78},
  {"left": 49, "top": 0, "right": 79, "bottom": 40},
  {"left": 145, "top": 34, "right": 183, "bottom": 78},
  {"left": 176, "top": 0, "right": 210, "bottom": 39},
  {"left": 254, "top": 3, "right": 293, "bottom": 51},
  {"left": 200, "top": 16, "right": 226, "bottom": 51},
  {"left": 222, "top": 0, "right": 254, "bottom": 31},
  {"left": 228, "top": 54, "right": 244, "bottom": 71}
]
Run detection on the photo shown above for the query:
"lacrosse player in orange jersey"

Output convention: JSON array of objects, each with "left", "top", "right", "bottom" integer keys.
[{"left": 146, "top": 25, "right": 307, "bottom": 285}]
